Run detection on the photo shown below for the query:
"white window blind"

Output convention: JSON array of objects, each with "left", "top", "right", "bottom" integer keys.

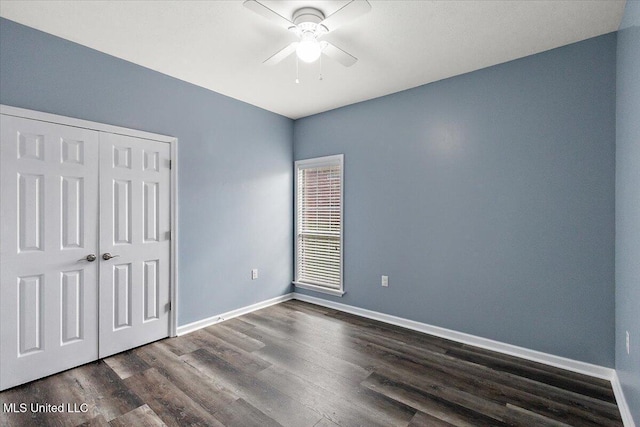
[{"left": 294, "top": 154, "right": 344, "bottom": 295}]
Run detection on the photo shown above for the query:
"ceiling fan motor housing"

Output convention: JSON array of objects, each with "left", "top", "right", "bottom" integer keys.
[{"left": 292, "top": 7, "right": 328, "bottom": 36}]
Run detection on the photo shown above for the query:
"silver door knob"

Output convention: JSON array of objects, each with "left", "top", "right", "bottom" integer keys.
[
  {"left": 80, "top": 254, "right": 97, "bottom": 262},
  {"left": 102, "top": 253, "right": 120, "bottom": 260}
]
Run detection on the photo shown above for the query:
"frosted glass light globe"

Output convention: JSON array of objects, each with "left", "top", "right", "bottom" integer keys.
[{"left": 296, "top": 39, "right": 322, "bottom": 63}]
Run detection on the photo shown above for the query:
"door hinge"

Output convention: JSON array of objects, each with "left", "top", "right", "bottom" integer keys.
[
  {"left": 168, "top": 301, "right": 172, "bottom": 311},
  {"left": 169, "top": 160, "right": 172, "bottom": 169}
]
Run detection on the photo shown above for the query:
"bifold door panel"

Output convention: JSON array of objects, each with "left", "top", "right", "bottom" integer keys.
[
  {"left": 98, "top": 133, "right": 171, "bottom": 358},
  {"left": 0, "top": 116, "right": 100, "bottom": 391},
  {"left": 0, "top": 114, "right": 171, "bottom": 390}
]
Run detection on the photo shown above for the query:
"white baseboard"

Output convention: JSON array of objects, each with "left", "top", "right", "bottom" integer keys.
[
  {"left": 293, "top": 292, "right": 615, "bottom": 381},
  {"left": 611, "top": 371, "right": 637, "bottom": 427},
  {"left": 176, "top": 293, "right": 293, "bottom": 336}
]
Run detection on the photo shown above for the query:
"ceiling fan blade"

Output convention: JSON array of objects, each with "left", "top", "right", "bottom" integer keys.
[
  {"left": 322, "top": 42, "right": 358, "bottom": 67},
  {"left": 264, "top": 42, "right": 298, "bottom": 65},
  {"left": 243, "top": 0, "right": 294, "bottom": 30},
  {"left": 319, "top": 0, "right": 371, "bottom": 32}
]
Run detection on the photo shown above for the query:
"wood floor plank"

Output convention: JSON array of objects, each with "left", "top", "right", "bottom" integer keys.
[
  {"left": 458, "top": 344, "right": 613, "bottom": 389},
  {"left": 211, "top": 398, "right": 283, "bottom": 427},
  {"left": 329, "top": 322, "right": 620, "bottom": 423},
  {"left": 312, "top": 418, "right": 341, "bottom": 427},
  {"left": 104, "top": 350, "right": 151, "bottom": 380},
  {"left": 262, "top": 306, "right": 620, "bottom": 426},
  {"left": 241, "top": 313, "right": 372, "bottom": 382},
  {"left": 325, "top": 308, "right": 466, "bottom": 351},
  {"left": 348, "top": 337, "right": 621, "bottom": 426},
  {"left": 0, "top": 381, "right": 67, "bottom": 427},
  {"left": 256, "top": 365, "right": 415, "bottom": 427},
  {"left": 361, "top": 372, "right": 506, "bottom": 427},
  {"left": 181, "top": 348, "right": 323, "bottom": 427},
  {"left": 408, "top": 411, "right": 457, "bottom": 427},
  {"left": 504, "top": 404, "right": 573, "bottom": 427},
  {"left": 221, "top": 317, "right": 257, "bottom": 333},
  {"left": 154, "top": 333, "right": 202, "bottom": 356},
  {"left": 133, "top": 341, "right": 239, "bottom": 415},
  {"left": 445, "top": 346, "right": 616, "bottom": 403},
  {"left": 122, "top": 368, "right": 225, "bottom": 427},
  {"left": 285, "top": 299, "right": 340, "bottom": 316},
  {"left": 77, "top": 414, "right": 111, "bottom": 427},
  {"left": 273, "top": 303, "right": 451, "bottom": 359},
  {"left": 206, "top": 323, "right": 266, "bottom": 353},
  {"left": 252, "top": 343, "right": 363, "bottom": 391},
  {"left": 66, "top": 361, "right": 145, "bottom": 422},
  {"left": 109, "top": 404, "right": 167, "bottom": 427},
  {"left": 245, "top": 310, "right": 395, "bottom": 375},
  {"left": 0, "top": 299, "right": 625, "bottom": 427},
  {"left": 365, "top": 370, "right": 531, "bottom": 426},
  {"left": 185, "top": 329, "right": 271, "bottom": 375},
  {"left": 0, "top": 361, "right": 142, "bottom": 426},
  {"left": 363, "top": 370, "right": 574, "bottom": 427},
  {"left": 253, "top": 340, "right": 417, "bottom": 426}
]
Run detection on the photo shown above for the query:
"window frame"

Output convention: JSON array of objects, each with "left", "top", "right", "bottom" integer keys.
[{"left": 293, "top": 154, "right": 345, "bottom": 297}]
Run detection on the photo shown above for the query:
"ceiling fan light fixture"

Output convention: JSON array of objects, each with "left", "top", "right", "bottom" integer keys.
[
  {"left": 296, "top": 37, "right": 322, "bottom": 63},
  {"left": 243, "top": 0, "right": 369, "bottom": 68}
]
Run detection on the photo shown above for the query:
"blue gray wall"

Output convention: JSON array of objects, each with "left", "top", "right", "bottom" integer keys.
[
  {"left": 616, "top": 0, "right": 640, "bottom": 422},
  {"left": 0, "top": 18, "right": 294, "bottom": 326},
  {"left": 294, "top": 34, "right": 617, "bottom": 367}
]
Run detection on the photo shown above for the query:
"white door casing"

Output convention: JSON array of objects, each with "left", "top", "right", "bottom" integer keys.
[
  {"left": 0, "top": 106, "right": 177, "bottom": 390},
  {"left": 98, "top": 133, "right": 171, "bottom": 358},
  {"left": 0, "top": 115, "right": 100, "bottom": 390}
]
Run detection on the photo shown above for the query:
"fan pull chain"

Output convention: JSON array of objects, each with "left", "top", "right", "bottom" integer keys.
[
  {"left": 319, "top": 54, "right": 323, "bottom": 81},
  {"left": 295, "top": 56, "right": 300, "bottom": 84}
]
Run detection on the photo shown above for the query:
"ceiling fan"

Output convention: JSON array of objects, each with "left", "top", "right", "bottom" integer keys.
[{"left": 243, "top": 0, "right": 371, "bottom": 67}]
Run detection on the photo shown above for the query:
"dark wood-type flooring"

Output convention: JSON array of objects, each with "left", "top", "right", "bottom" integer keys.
[{"left": 0, "top": 300, "right": 624, "bottom": 426}]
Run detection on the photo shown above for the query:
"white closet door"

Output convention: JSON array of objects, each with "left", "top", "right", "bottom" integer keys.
[
  {"left": 0, "top": 115, "right": 99, "bottom": 390},
  {"left": 98, "top": 133, "right": 171, "bottom": 358}
]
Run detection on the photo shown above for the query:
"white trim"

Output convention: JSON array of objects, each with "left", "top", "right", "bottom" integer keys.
[
  {"left": 169, "top": 136, "right": 179, "bottom": 336},
  {"left": 293, "top": 282, "right": 345, "bottom": 297},
  {"left": 611, "top": 371, "right": 637, "bottom": 427},
  {"left": 1, "top": 104, "right": 180, "bottom": 338},
  {"left": 0, "top": 105, "right": 175, "bottom": 143},
  {"left": 293, "top": 292, "right": 616, "bottom": 381},
  {"left": 176, "top": 293, "right": 294, "bottom": 336},
  {"left": 296, "top": 154, "right": 343, "bottom": 169}
]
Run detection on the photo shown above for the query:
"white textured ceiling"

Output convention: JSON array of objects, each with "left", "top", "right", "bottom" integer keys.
[{"left": 0, "top": 0, "right": 626, "bottom": 119}]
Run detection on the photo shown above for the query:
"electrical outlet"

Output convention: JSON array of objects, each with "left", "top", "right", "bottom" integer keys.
[
  {"left": 381, "top": 275, "right": 389, "bottom": 287},
  {"left": 251, "top": 268, "right": 258, "bottom": 280},
  {"left": 627, "top": 331, "right": 630, "bottom": 355}
]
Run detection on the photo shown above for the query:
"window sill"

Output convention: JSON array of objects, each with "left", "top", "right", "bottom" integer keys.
[{"left": 293, "top": 282, "right": 345, "bottom": 297}]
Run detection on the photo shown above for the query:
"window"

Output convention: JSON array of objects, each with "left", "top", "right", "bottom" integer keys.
[{"left": 294, "top": 154, "right": 344, "bottom": 296}]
